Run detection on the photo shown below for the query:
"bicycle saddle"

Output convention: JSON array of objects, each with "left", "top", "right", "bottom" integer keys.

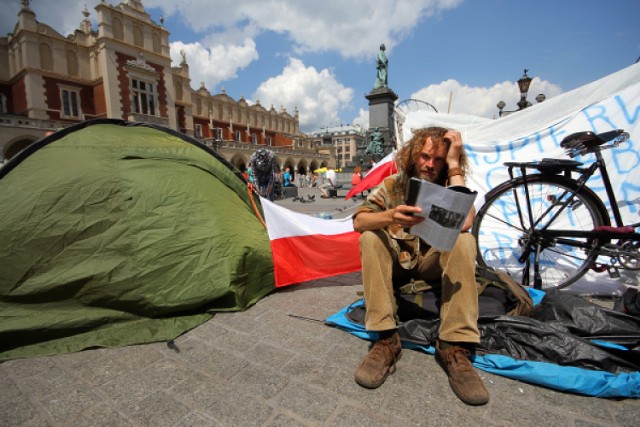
[{"left": 560, "top": 129, "right": 627, "bottom": 155}]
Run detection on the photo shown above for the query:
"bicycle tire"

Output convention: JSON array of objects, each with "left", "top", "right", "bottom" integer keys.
[{"left": 473, "top": 174, "right": 609, "bottom": 290}]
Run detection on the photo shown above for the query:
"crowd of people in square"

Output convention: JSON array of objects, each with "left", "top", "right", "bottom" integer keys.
[{"left": 245, "top": 154, "right": 375, "bottom": 201}]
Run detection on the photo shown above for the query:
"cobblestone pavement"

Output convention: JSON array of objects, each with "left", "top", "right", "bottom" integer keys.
[{"left": 1, "top": 187, "right": 638, "bottom": 427}]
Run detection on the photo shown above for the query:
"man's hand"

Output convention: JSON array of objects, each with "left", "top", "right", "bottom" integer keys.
[
  {"left": 444, "top": 130, "right": 463, "bottom": 168},
  {"left": 353, "top": 204, "right": 424, "bottom": 232},
  {"left": 391, "top": 205, "right": 425, "bottom": 228}
]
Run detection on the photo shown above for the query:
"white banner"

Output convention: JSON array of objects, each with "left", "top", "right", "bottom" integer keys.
[{"left": 402, "top": 62, "right": 640, "bottom": 293}]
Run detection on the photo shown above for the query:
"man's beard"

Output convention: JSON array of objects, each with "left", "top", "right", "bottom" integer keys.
[
  {"left": 418, "top": 169, "right": 437, "bottom": 182},
  {"left": 416, "top": 168, "right": 445, "bottom": 184}
]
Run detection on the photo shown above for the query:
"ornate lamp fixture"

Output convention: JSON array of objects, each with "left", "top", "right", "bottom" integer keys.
[{"left": 497, "top": 69, "right": 545, "bottom": 117}]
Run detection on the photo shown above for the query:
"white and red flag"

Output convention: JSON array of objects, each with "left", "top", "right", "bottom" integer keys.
[
  {"left": 261, "top": 198, "right": 362, "bottom": 287},
  {"left": 344, "top": 152, "right": 397, "bottom": 200}
]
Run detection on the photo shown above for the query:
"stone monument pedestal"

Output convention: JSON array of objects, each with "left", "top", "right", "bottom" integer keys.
[
  {"left": 355, "top": 87, "right": 398, "bottom": 163},
  {"left": 366, "top": 87, "right": 398, "bottom": 131}
]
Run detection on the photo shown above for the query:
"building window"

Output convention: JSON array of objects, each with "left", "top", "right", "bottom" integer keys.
[
  {"left": 266, "top": 136, "right": 272, "bottom": 146},
  {"left": 0, "top": 94, "right": 7, "bottom": 113},
  {"left": 60, "top": 87, "right": 81, "bottom": 118},
  {"left": 112, "top": 17, "right": 124, "bottom": 40},
  {"left": 39, "top": 43, "right": 53, "bottom": 71},
  {"left": 152, "top": 33, "right": 161, "bottom": 53},
  {"left": 214, "top": 127, "right": 222, "bottom": 140},
  {"left": 133, "top": 25, "right": 144, "bottom": 47},
  {"left": 173, "top": 80, "right": 182, "bottom": 101},
  {"left": 251, "top": 133, "right": 257, "bottom": 144},
  {"left": 66, "top": 50, "right": 78, "bottom": 77},
  {"left": 131, "top": 78, "right": 156, "bottom": 116},
  {"left": 234, "top": 131, "right": 241, "bottom": 142},
  {"left": 195, "top": 124, "right": 202, "bottom": 138}
]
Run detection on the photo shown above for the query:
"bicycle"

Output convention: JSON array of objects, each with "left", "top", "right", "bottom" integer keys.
[{"left": 472, "top": 129, "right": 640, "bottom": 290}]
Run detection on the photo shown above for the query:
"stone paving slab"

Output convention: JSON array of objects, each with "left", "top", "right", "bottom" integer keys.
[
  {"left": 1, "top": 187, "right": 638, "bottom": 427},
  {"left": 2, "top": 273, "right": 639, "bottom": 427}
]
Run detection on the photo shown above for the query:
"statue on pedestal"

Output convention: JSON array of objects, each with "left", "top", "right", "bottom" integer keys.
[{"left": 373, "top": 44, "right": 388, "bottom": 90}]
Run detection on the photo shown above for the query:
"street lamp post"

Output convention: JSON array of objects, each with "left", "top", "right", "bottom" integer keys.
[
  {"left": 516, "top": 69, "right": 532, "bottom": 111},
  {"left": 497, "top": 69, "right": 545, "bottom": 117}
]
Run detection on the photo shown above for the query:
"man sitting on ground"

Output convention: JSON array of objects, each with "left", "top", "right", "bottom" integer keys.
[{"left": 351, "top": 127, "right": 489, "bottom": 406}]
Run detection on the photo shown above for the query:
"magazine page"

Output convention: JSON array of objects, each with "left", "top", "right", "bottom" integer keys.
[{"left": 407, "top": 178, "right": 477, "bottom": 251}]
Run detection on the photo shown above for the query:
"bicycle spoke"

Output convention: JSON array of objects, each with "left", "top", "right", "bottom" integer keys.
[
  {"left": 481, "top": 211, "right": 526, "bottom": 232},
  {"left": 473, "top": 176, "right": 605, "bottom": 290}
]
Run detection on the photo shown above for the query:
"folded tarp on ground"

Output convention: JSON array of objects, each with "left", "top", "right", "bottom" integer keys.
[{"left": 326, "top": 290, "right": 640, "bottom": 397}]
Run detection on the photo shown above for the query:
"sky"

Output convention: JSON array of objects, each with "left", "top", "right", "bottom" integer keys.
[{"left": 2, "top": 0, "right": 639, "bottom": 133}]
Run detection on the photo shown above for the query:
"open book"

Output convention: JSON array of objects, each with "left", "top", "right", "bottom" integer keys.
[{"left": 405, "top": 177, "right": 477, "bottom": 251}]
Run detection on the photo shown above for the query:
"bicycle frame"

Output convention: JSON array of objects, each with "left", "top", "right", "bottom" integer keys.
[
  {"left": 524, "top": 145, "right": 639, "bottom": 230},
  {"left": 480, "top": 130, "right": 640, "bottom": 289},
  {"left": 593, "top": 144, "right": 630, "bottom": 227}
]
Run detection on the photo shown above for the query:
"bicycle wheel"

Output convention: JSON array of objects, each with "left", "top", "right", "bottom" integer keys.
[{"left": 473, "top": 175, "right": 608, "bottom": 290}]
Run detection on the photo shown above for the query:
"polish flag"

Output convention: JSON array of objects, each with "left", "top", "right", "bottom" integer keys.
[
  {"left": 344, "top": 152, "right": 397, "bottom": 199},
  {"left": 261, "top": 198, "right": 362, "bottom": 287}
]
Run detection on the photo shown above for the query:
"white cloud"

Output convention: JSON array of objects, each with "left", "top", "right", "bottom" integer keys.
[
  {"left": 170, "top": 39, "right": 259, "bottom": 90},
  {"left": 1, "top": 0, "right": 95, "bottom": 36},
  {"left": 253, "top": 58, "right": 353, "bottom": 132},
  {"left": 411, "top": 78, "right": 563, "bottom": 119},
  {"left": 2, "top": 1, "right": 568, "bottom": 133},
  {"left": 351, "top": 109, "right": 370, "bottom": 130},
  {"left": 147, "top": 0, "right": 463, "bottom": 59},
  {"left": 2, "top": 0, "right": 463, "bottom": 59}
]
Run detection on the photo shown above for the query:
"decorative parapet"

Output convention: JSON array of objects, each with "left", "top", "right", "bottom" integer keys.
[
  {"left": 0, "top": 114, "right": 63, "bottom": 130},
  {"left": 202, "top": 138, "right": 331, "bottom": 159},
  {"left": 126, "top": 113, "right": 168, "bottom": 126},
  {"left": 125, "top": 53, "right": 157, "bottom": 74}
]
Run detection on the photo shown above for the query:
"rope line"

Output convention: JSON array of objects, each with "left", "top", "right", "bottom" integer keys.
[{"left": 247, "top": 183, "right": 267, "bottom": 229}]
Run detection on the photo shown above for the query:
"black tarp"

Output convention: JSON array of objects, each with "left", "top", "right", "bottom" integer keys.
[{"left": 346, "top": 290, "right": 640, "bottom": 374}]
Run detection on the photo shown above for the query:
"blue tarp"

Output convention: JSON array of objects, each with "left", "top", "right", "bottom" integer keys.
[{"left": 326, "top": 291, "right": 640, "bottom": 398}]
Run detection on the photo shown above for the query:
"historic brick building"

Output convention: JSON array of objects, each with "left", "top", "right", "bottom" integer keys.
[{"left": 0, "top": 0, "right": 331, "bottom": 174}]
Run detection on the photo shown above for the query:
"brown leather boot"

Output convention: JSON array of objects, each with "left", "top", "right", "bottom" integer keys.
[
  {"left": 435, "top": 340, "right": 489, "bottom": 405},
  {"left": 354, "top": 332, "right": 402, "bottom": 389}
]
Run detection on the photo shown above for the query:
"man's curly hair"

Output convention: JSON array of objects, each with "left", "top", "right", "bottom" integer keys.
[{"left": 395, "top": 127, "right": 470, "bottom": 188}]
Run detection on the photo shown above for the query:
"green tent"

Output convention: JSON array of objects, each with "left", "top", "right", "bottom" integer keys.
[{"left": 0, "top": 120, "right": 275, "bottom": 360}]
